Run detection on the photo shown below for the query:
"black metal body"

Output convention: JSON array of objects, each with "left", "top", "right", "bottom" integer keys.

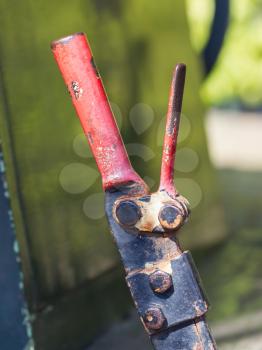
[{"left": 105, "top": 185, "right": 216, "bottom": 349}]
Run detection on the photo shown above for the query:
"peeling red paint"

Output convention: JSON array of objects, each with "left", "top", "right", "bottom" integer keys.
[
  {"left": 159, "top": 64, "right": 186, "bottom": 198},
  {"left": 51, "top": 33, "right": 147, "bottom": 191}
]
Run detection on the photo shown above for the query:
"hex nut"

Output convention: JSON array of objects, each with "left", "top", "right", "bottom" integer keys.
[
  {"left": 143, "top": 307, "right": 166, "bottom": 331},
  {"left": 149, "top": 270, "right": 173, "bottom": 294}
]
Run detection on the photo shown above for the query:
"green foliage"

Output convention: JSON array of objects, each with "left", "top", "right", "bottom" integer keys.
[
  {"left": 186, "top": 0, "right": 214, "bottom": 52},
  {"left": 199, "top": 0, "right": 262, "bottom": 106}
]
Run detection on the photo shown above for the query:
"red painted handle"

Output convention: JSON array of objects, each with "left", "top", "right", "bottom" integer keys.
[
  {"left": 159, "top": 64, "right": 186, "bottom": 197},
  {"left": 51, "top": 33, "right": 145, "bottom": 190}
]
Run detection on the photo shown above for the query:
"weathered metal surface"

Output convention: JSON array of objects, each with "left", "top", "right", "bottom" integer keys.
[
  {"left": 159, "top": 64, "right": 186, "bottom": 198},
  {"left": 115, "top": 200, "right": 142, "bottom": 227},
  {"left": 52, "top": 32, "right": 217, "bottom": 349},
  {"left": 113, "top": 190, "right": 189, "bottom": 234},
  {"left": 105, "top": 188, "right": 216, "bottom": 348},
  {"left": 126, "top": 252, "right": 209, "bottom": 334},
  {"left": 149, "top": 270, "right": 173, "bottom": 294},
  {"left": 51, "top": 33, "right": 146, "bottom": 191},
  {"left": 105, "top": 189, "right": 182, "bottom": 273},
  {"left": 151, "top": 317, "right": 215, "bottom": 350},
  {"left": 143, "top": 307, "right": 167, "bottom": 331},
  {"left": 158, "top": 204, "right": 184, "bottom": 231}
]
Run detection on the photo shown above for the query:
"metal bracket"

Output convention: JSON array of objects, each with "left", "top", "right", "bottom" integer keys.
[{"left": 127, "top": 252, "right": 208, "bottom": 334}]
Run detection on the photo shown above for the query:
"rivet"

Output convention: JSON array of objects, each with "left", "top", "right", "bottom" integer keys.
[
  {"left": 115, "top": 200, "right": 141, "bottom": 227},
  {"left": 158, "top": 205, "right": 183, "bottom": 231}
]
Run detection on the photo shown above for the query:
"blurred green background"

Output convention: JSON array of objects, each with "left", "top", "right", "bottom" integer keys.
[{"left": 0, "top": 0, "right": 262, "bottom": 349}]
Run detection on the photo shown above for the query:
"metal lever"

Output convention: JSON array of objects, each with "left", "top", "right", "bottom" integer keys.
[
  {"left": 51, "top": 33, "right": 146, "bottom": 191},
  {"left": 159, "top": 64, "right": 186, "bottom": 197},
  {"left": 51, "top": 32, "right": 217, "bottom": 350}
]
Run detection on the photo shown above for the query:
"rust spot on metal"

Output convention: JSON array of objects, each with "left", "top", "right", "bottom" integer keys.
[
  {"left": 143, "top": 307, "right": 166, "bottom": 331},
  {"left": 193, "top": 344, "right": 203, "bottom": 350},
  {"left": 193, "top": 300, "right": 208, "bottom": 317},
  {"left": 158, "top": 205, "right": 183, "bottom": 231},
  {"left": 126, "top": 241, "right": 182, "bottom": 277},
  {"left": 149, "top": 270, "right": 173, "bottom": 294},
  {"left": 113, "top": 190, "right": 189, "bottom": 235},
  {"left": 71, "top": 81, "right": 83, "bottom": 100},
  {"left": 192, "top": 317, "right": 216, "bottom": 350},
  {"left": 192, "top": 320, "right": 204, "bottom": 350}
]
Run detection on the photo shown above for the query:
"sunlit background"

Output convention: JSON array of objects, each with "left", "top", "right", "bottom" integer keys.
[{"left": 0, "top": 0, "right": 261, "bottom": 349}]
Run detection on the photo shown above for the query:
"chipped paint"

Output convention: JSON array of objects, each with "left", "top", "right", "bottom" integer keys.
[
  {"left": 113, "top": 189, "right": 189, "bottom": 234},
  {"left": 71, "top": 80, "right": 83, "bottom": 100},
  {"left": 128, "top": 253, "right": 178, "bottom": 278},
  {"left": 52, "top": 33, "right": 148, "bottom": 190},
  {"left": 193, "top": 317, "right": 216, "bottom": 350}
]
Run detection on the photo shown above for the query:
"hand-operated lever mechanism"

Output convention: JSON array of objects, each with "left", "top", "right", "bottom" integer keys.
[{"left": 51, "top": 32, "right": 217, "bottom": 350}]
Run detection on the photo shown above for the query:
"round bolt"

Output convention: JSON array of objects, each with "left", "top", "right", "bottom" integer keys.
[
  {"left": 149, "top": 270, "right": 173, "bottom": 294},
  {"left": 143, "top": 307, "right": 166, "bottom": 331},
  {"left": 115, "top": 200, "right": 141, "bottom": 227},
  {"left": 158, "top": 205, "right": 183, "bottom": 231}
]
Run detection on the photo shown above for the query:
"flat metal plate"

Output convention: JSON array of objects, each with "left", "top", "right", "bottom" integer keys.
[
  {"left": 151, "top": 317, "right": 216, "bottom": 350},
  {"left": 126, "top": 252, "right": 209, "bottom": 333}
]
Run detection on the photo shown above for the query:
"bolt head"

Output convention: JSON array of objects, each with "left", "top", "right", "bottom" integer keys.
[
  {"left": 149, "top": 270, "right": 173, "bottom": 294},
  {"left": 143, "top": 307, "right": 166, "bottom": 331},
  {"left": 158, "top": 205, "right": 183, "bottom": 231},
  {"left": 115, "top": 200, "right": 141, "bottom": 227}
]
